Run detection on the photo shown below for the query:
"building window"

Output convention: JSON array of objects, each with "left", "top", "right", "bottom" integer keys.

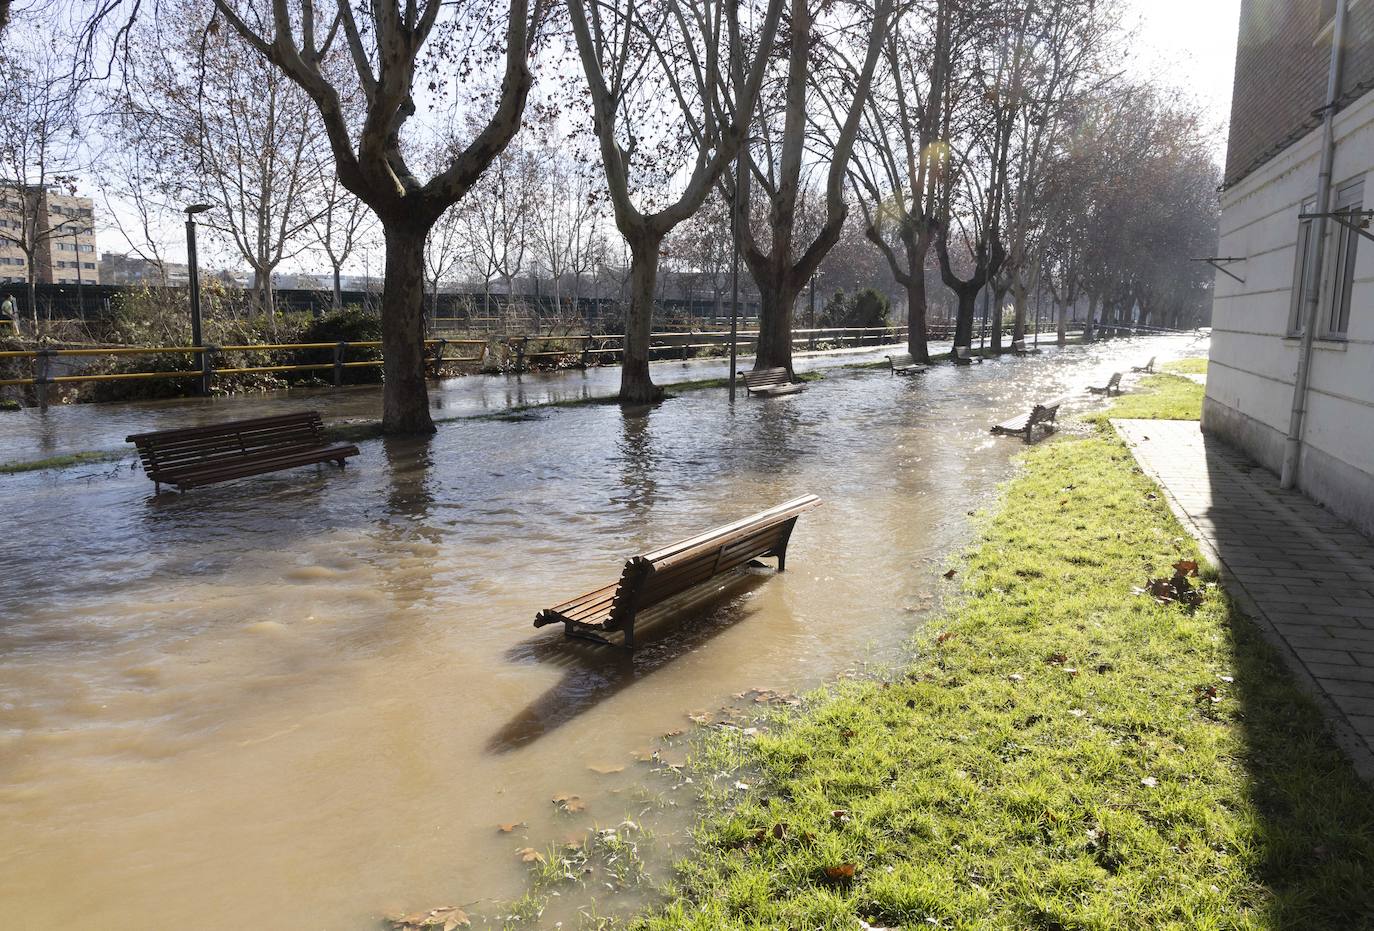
[
  {"left": 82, "top": 262, "right": 94, "bottom": 270},
  {"left": 1289, "top": 197, "right": 1319, "bottom": 336},
  {"left": 1324, "top": 178, "right": 1363, "bottom": 337}
]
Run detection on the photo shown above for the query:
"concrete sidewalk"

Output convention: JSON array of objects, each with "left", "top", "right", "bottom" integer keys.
[{"left": 1116, "top": 418, "right": 1374, "bottom": 780}]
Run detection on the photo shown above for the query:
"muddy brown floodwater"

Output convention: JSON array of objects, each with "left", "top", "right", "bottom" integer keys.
[{"left": 0, "top": 336, "right": 1205, "bottom": 930}]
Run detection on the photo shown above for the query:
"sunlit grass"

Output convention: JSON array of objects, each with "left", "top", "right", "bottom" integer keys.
[
  {"left": 1082, "top": 373, "right": 1204, "bottom": 422},
  {"left": 636, "top": 392, "right": 1374, "bottom": 929},
  {"left": 1163, "top": 358, "right": 1209, "bottom": 375}
]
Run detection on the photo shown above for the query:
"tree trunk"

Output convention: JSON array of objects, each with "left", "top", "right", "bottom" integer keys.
[
  {"left": 621, "top": 230, "right": 666, "bottom": 404},
  {"left": 1056, "top": 299, "right": 1067, "bottom": 346},
  {"left": 332, "top": 264, "right": 343, "bottom": 312},
  {"left": 380, "top": 222, "right": 436, "bottom": 434},
  {"left": 1083, "top": 294, "right": 1098, "bottom": 341},
  {"left": 990, "top": 288, "right": 1005, "bottom": 351},
  {"left": 905, "top": 276, "right": 930, "bottom": 362},
  {"left": 26, "top": 273, "right": 37, "bottom": 337},
  {"left": 953, "top": 287, "right": 977, "bottom": 349},
  {"left": 754, "top": 280, "right": 800, "bottom": 372},
  {"left": 1011, "top": 281, "right": 1028, "bottom": 343}
]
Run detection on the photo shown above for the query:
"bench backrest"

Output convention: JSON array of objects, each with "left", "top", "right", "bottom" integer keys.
[
  {"left": 1106, "top": 371, "right": 1122, "bottom": 389},
  {"left": 604, "top": 495, "right": 821, "bottom": 629},
  {"left": 955, "top": 346, "right": 973, "bottom": 360},
  {"left": 888, "top": 352, "right": 915, "bottom": 368},
  {"left": 1012, "top": 339, "right": 1026, "bottom": 351},
  {"left": 1144, "top": 357, "right": 1156, "bottom": 371},
  {"left": 1029, "top": 398, "right": 1064, "bottom": 425},
  {"left": 741, "top": 367, "right": 791, "bottom": 389},
  {"left": 127, "top": 412, "right": 328, "bottom": 477}
]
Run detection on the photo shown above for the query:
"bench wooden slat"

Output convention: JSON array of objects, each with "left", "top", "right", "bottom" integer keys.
[
  {"left": 991, "top": 397, "right": 1065, "bottom": 444},
  {"left": 534, "top": 495, "right": 820, "bottom": 648},
  {"left": 887, "top": 353, "right": 927, "bottom": 375},
  {"left": 127, "top": 411, "right": 359, "bottom": 491},
  {"left": 740, "top": 367, "right": 804, "bottom": 397}
]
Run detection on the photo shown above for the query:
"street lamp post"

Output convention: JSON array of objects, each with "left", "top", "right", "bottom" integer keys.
[
  {"left": 728, "top": 145, "right": 743, "bottom": 403},
  {"left": 184, "top": 204, "right": 213, "bottom": 395}
]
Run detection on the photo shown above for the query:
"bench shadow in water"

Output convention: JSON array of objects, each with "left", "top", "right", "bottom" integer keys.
[{"left": 486, "top": 567, "right": 773, "bottom": 754}]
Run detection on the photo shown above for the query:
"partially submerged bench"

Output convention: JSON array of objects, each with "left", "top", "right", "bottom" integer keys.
[
  {"left": 991, "top": 398, "right": 1065, "bottom": 444},
  {"left": 886, "top": 352, "right": 928, "bottom": 375},
  {"left": 533, "top": 495, "right": 821, "bottom": 648},
  {"left": 1011, "top": 338, "right": 1031, "bottom": 356},
  {"left": 1132, "top": 356, "right": 1156, "bottom": 373},
  {"left": 739, "top": 367, "right": 804, "bottom": 397},
  {"left": 1088, "top": 372, "right": 1123, "bottom": 396},
  {"left": 126, "top": 411, "right": 359, "bottom": 492},
  {"left": 953, "top": 346, "right": 982, "bottom": 365}
]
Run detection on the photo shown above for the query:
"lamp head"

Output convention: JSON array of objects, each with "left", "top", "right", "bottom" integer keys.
[{"left": 184, "top": 203, "right": 213, "bottom": 216}]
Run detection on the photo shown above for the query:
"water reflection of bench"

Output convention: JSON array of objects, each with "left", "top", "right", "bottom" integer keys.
[
  {"left": 533, "top": 495, "right": 821, "bottom": 649},
  {"left": 991, "top": 398, "right": 1065, "bottom": 444},
  {"left": 126, "top": 412, "right": 359, "bottom": 492},
  {"left": 739, "top": 367, "right": 804, "bottom": 397},
  {"left": 1088, "top": 372, "right": 1123, "bottom": 396}
]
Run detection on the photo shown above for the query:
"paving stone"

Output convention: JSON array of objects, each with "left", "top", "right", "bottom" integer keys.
[{"left": 1115, "top": 418, "right": 1374, "bottom": 768}]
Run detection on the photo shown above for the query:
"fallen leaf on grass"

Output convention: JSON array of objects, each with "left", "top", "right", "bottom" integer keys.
[
  {"left": 1173, "top": 559, "right": 1200, "bottom": 576},
  {"left": 388, "top": 906, "right": 470, "bottom": 930},
  {"left": 942, "top": 569, "right": 957, "bottom": 580},
  {"left": 822, "top": 863, "right": 857, "bottom": 881},
  {"left": 831, "top": 809, "right": 851, "bottom": 822},
  {"left": 516, "top": 847, "right": 545, "bottom": 864},
  {"left": 936, "top": 630, "right": 957, "bottom": 645},
  {"left": 1141, "top": 776, "right": 1159, "bottom": 788},
  {"left": 772, "top": 822, "right": 787, "bottom": 840},
  {"left": 1046, "top": 651, "right": 1068, "bottom": 665},
  {"left": 552, "top": 793, "right": 586, "bottom": 813}
]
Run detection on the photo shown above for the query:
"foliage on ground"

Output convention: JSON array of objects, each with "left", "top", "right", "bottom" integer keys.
[
  {"left": 637, "top": 425, "right": 1374, "bottom": 929},
  {"left": 0, "top": 449, "right": 127, "bottom": 474},
  {"left": 1163, "top": 358, "right": 1208, "bottom": 375},
  {"left": 1083, "top": 372, "right": 1204, "bottom": 422}
]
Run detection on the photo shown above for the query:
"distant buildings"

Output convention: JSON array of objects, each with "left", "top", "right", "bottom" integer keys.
[
  {"left": 1207, "top": 0, "right": 1374, "bottom": 535},
  {"left": 0, "top": 186, "right": 100, "bottom": 286}
]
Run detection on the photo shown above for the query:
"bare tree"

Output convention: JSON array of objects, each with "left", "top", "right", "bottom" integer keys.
[
  {"left": 461, "top": 141, "right": 537, "bottom": 329},
  {"left": 307, "top": 148, "right": 373, "bottom": 312},
  {"left": 0, "top": 39, "right": 86, "bottom": 333},
  {"left": 567, "top": 0, "right": 785, "bottom": 403},
  {"left": 726, "top": 0, "right": 892, "bottom": 373},
  {"left": 97, "top": 145, "right": 177, "bottom": 286},
  {"left": 424, "top": 203, "right": 467, "bottom": 322},
  {"left": 533, "top": 147, "right": 600, "bottom": 322},
  {"left": 112, "top": 0, "right": 324, "bottom": 330},
  {"left": 213, "top": 0, "right": 549, "bottom": 433}
]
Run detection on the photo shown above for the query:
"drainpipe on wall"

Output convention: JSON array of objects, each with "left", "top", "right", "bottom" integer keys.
[{"left": 1281, "top": 0, "right": 1349, "bottom": 489}]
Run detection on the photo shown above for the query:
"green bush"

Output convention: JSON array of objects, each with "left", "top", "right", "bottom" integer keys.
[{"left": 287, "top": 307, "right": 384, "bottom": 385}]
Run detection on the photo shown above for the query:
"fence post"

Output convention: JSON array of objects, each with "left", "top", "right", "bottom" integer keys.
[
  {"left": 203, "top": 345, "right": 218, "bottom": 391},
  {"left": 334, "top": 341, "right": 346, "bottom": 387},
  {"left": 515, "top": 339, "right": 524, "bottom": 373},
  {"left": 35, "top": 348, "right": 51, "bottom": 410},
  {"left": 580, "top": 338, "right": 590, "bottom": 369}
]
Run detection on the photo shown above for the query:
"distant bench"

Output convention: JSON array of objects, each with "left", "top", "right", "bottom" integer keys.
[
  {"left": 739, "top": 367, "right": 804, "bottom": 397},
  {"left": 534, "top": 495, "right": 821, "bottom": 648},
  {"left": 126, "top": 411, "right": 359, "bottom": 492},
  {"left": 886, "top": 352, "right": 928, "bottom": 375},
  {"left": 1132, "top": 356, "right": 1156, "bottom": 373},
  {"left": 953, "top": 346, "right": 982, "bottom": 365},
  {"left": 991, "top": 397, "right": 1065, "bottom": 444},
  {"left": 1088, "top": 372, "right": 1123, "bottom": 396}
]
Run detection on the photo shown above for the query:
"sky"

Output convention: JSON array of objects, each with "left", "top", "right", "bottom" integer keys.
[
  {"left": 1125, "top": 0, "right": 1243, "bottom": 156},
  {"left": 80, "top": 0, "right": 1246, "bottom": 273}
]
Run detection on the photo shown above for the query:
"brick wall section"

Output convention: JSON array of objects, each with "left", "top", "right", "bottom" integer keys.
[{"left": 1225, "top": 0, "right": 1374, "bottom": 189}]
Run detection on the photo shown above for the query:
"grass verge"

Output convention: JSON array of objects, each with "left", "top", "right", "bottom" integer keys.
[
  {"left": 637, "top": 384, "right": 1374, "bottom": 930},
  {"left": 1163, "top": 358, "right": 1208, "bottom": 375},
  {"left": 1082, "top": 373, "right": 1205, "bottom": 423},
  {"left": 0, "top": 449, "right": 128, "bottom": 474}
]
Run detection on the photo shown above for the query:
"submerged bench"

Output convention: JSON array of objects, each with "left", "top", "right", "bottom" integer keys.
[
  {"left": 953, "top": 346, "right": 982, "bottom": 365},
  {"left": 886, "top": 352, "right": 928, "bottom": 375},
  {"left": 991, "top": 398, "right": 1065, "bottom": 444},
  {"left": 126, "top": 411, "right": 359, "bottom": 492},
  {"left": 1088, "top": 371, "right": 1123, "bottom": 396},
  {"left": 740, "top": 367, "right": 804, "bottom": 397},
  {"left": 1011, "top": 338, "right": 1032, "bottom": 356},
  {"left": 534, "top": 495, "right": 821, "bottom": 648},
  {"left": 1132, "top": 356, "right": 1156, "bottom": 373}
]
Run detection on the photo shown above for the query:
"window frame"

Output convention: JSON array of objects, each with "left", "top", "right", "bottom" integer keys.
[
  {"left": 1289, "top": 196, "right": 1320, "bottom": 337},
  {"left": 1322, "top": 178, "right": 1363, "bottom": 338}
]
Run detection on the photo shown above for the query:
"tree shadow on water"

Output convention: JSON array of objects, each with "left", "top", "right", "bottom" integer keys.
[{"left": 486, "top": 568, "right": 772, "bottom": 754}]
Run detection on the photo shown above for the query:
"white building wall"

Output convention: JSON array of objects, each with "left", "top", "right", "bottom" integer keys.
[{"left": 1204, "top": 88, "right": 1374, "bottom": 536}]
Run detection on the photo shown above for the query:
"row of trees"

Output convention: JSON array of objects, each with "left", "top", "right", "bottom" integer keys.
[{"left": 2, "top": 0, "right": 1220, "bottom": 433}]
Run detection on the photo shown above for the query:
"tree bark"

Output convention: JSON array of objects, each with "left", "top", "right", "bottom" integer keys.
[
  {"left": 621, "top": 230, "right": 665, "bottom": 404},
  {"left": 380, "top": 223, "right": 436, "bottom": 434},
  {"left": 1056, "top": 299, "right": 1067, "bottom": 346},
  {"left": 990, "top": 286, "right": 1006, "bottom": 351},
  {"left": 905, "top": 275, "right": 930, "bottom": 361}
]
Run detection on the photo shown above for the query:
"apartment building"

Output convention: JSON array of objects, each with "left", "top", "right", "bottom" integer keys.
[
  {"left": 1206, "top": 0, "right": 1374, "bottom": 535},
  {"left": 0, "top": 186, "right": 99, "bottom": 286}
]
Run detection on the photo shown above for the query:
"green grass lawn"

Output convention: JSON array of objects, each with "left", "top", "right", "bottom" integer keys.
[
  {"left": 636, "top": 384, "right": 1374, "bottom": 930},
  {"left": 1084, "top": 373, "right": 1205, "bottom": 422},
  {"left": 1163, "top": 358, "right": 1209, "bottom": 375}
]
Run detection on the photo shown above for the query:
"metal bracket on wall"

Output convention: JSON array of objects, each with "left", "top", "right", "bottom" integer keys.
[
  {"left": 1191, "top": 256, "right": 1247, "bottom": 284},
  {"left": 1298, "top": 208, "right": 1374, "bottom": 245}
]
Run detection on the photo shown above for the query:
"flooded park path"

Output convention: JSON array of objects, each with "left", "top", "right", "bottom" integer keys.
[{"left": 0, "top": 336, "right": 1205, "bottom": 930}]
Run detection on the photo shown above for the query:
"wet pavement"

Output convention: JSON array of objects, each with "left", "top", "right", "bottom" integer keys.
[{"left": 0, "top": 335, "right": 1204, "bottom": 930}]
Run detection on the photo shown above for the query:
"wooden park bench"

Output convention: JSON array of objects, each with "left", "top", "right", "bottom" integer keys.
[
  {"left": 533, "top": 495, "right": 821, "bottom": 648},
  {"left": 739, "top": 367, "right": 804, "bottom": 397},
  {"left": 1088, "top": 371, "right": 1123, "bottom": 396},
  {"left": 886, "top": 352, "right": 928, "bottom": 375},
  {"left": 953, "top": 346, "right": 982, "bottom": 365},
  {"left": 1131, "top": 356, "right": 1156, "bottom": 373},
  {"left": 1011, "top": 338, "right": 1031, "bottom": 356},
  {"left": 126, "top": 411, "right": 359, "bottom": 492},
  {"left": 991, "top": 398, "right": 1065, "bottom": 444}
]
